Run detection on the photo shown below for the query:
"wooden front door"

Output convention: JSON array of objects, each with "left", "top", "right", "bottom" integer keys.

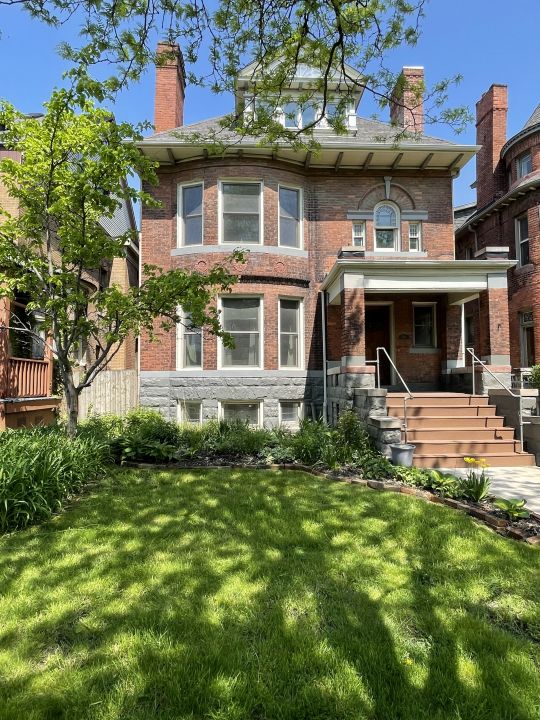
[{"left": 365, "top": 304, "right": 392, "bottom": 386}]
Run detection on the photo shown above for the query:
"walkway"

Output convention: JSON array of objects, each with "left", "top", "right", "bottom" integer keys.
[{"left": 444, "top": 465, "right": 540, "bottom": 514}]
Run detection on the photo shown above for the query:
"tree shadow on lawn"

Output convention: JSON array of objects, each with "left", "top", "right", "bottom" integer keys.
[{"left": 0, "top": 468, "right": 538, "bottom": 720}]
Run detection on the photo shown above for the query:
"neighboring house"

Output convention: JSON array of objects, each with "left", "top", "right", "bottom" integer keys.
[
  {"left": 0, "top": 123, "right": 139, "bottom": 428},
  {"left": 455, "top": 85, "right": 540, "bottom": 381},
  {"left": 137, "top": 44, "right": 534, "bottom": 467}
]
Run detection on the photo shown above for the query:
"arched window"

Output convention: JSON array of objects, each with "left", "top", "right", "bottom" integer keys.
[{"left": 374, "top": 202, "right": 400, "bottom": 251}]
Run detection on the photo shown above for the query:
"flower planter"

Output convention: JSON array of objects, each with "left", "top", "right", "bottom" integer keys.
[{"left": 389, "top": 443, "right": 416, "bottom": 467}]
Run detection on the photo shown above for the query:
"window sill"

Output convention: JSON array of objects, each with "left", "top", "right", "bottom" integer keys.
[
  {"left": 172, "top": 245, "right": 308, "bottom": 258},
  {"left": 409, "top": 347, "right": 440, "bottom": 354}
]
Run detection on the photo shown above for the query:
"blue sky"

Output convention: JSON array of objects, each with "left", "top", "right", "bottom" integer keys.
[{"left": 1, "top": 0, "right": 539, "bottom": 206}]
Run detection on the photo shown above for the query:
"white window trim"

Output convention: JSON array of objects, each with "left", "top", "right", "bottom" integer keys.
[
  {"left": 218, "top": 179, "right": 264, "bottom": 246},
  {"left": 278, "top": 185, "right": 303, "bottom": 249},
  {"left": 279, "top": 400, "right": 304, "bottom": 427},
  {"left": 177, "top": 400, "right": 202, "bottom": 425},
  {"left": 217, "top": 295, "right": 264, "bottom": 370},
  {"left": 515, "top": 214, "right": 530, "bottom": 266},
  {"left": 219, "top": 400, "right": 263, "bottom": 427},
  {"left": 408, "top": 222, "right": 422, "bottom": 252},
  {"left": 177, "top": 181, "right": 204, "bottom": 248},
  {"left": 412, "top": 302, "right": 437, "bottom": 348},
  {"left": 278, "top": 297, "right": 304, "bottom": 370},
  {"left": 352, "top": 221, "right": 366, "bottom": 248},
  {"left": 176, "top": 308, "right": 203, "bottom": 370},
  {"left": 373, "top": 201, "right": 400, "bottom": 252}
]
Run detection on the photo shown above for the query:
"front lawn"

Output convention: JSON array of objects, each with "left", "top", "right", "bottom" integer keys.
[{"left": 0, "top": 469, "right": 539, "bottom": 720}]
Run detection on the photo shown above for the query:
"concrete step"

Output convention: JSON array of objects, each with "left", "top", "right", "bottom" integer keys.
[
  {"left": 393, "top": 405, "right": 497, "bottom": 418},
  {"left": 411, "top": 439, "right": 519, "bottom": 455},
  {"left": 405, "top": 415, "right": 506, "bottom": 429},
  {"left": 414, "top": 453, "right": 536, "bottom": 469},
  {"left": 388, "top": 394, "right": 490, "bottom": 408},
  {"left": 406, "top": 427, "right": 515, "bottom": 441}
]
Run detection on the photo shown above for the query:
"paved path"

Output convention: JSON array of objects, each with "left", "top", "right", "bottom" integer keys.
[{"left": 443, "top": 466, "right": 540, "bottom": 514}]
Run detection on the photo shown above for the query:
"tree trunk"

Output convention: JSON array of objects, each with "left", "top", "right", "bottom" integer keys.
[{"left": 65, "top": 374, "right": 79, "bottom": 438}]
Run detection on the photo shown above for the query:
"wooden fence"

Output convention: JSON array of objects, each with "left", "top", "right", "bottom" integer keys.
[{"left": 76, "top": 369, "right": 138, "bottom": 419}]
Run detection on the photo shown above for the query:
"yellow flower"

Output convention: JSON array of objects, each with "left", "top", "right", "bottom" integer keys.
[{"left": 463, "top": 457, "right": 477, "bottom": 464}]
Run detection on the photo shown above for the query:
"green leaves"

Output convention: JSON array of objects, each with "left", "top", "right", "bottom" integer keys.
[{"left": 493, "top": 498, "right": 530, "bottom": 521}]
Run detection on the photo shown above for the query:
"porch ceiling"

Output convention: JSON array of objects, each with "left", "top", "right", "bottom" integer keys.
[{"left": 323, "top": 258, "right": 516, "bottom": 305}]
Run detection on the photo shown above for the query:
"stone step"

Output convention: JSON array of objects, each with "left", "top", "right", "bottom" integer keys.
[
  {"left": 405, "top": 415, "right": 505, "bottom": 429},
  {"left": 388, "top": 394, "right": 490, "bottom": 408},
  {"left": 406, "top": 427, "right": 515, "bottom": 441},
  {"left": 393, "top": 405, "right": 497, "bottom": 418},
  {"left": 410, "top": 439, "right": 519, "bottom": 455},
  {"left": 414, "top": 453, "right": 536, "bottom": 469}
]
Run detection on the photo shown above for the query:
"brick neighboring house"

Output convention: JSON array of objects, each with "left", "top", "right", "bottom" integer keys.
[
  {"left": 138, "top": 44, "right": 535, "bottom": 467},
  {"left": 455, "top": 85, "right": 540, "bottom": 382},
  {"left": 0, "top": 125, "right": 139, "bottom": 429}
]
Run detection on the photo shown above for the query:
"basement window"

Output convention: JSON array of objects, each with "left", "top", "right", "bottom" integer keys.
[{"left": 221, "top": 401, "right": 261, "bottom": 426}]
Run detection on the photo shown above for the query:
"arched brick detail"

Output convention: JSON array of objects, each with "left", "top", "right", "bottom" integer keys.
[{"left": 358, "top": 182, "right": 415, "bottom": 211}]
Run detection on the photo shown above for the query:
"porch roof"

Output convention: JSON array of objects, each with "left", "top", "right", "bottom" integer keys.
[{"left": 321, "top": 258, "right": 517, "bottom": 305}]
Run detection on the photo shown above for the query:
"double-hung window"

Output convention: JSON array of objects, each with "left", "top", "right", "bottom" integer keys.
[
  {"left": 374, "top": 203, "right": 399, "bottom": 251},
  {"left": 279, "top": 299, "right": 302, "bottom": 368},
  {"left": 517, "top": 152, "right": 532, "bottom": 179},
  {"left": 221, "top": 297, "right": 261, "bottom": 367},
  {"left": 409, "top": 222, "right": 422, "bottom": 251},
  {"left": 413, "top": 303, "right": 437, "bottom": 348},
  {"left": 283, "top": 102, "right": 300, "bottom": 129},
  {"left": 279, "top": 187, "right": 301, "bottom": 248},
  {"left": 520, "top": 311, "right": 535, "bottom": 367},
  {"left": 352, "top": 222, "right": 365, "bottom": 248},
  {"left": 178, "top": 183, "right": 203, "bottom": 246},
  {"left": 221, "top": 182, "right": 262, "bottom": 244},
  {"left": 516, "top": 215, "right": 530, "bottom": 266},
  {"left": 177, "top": 312, "right": 202, "bottom": 369}
]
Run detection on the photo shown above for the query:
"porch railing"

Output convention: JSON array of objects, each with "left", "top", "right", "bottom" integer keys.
[
  {"left": 466, "top": 347, "right": 529, "bottom": 453},
  {"left": 5, "top": 357, "right": 51, "bottom": 398},
  {"left": 370, "top": 346, "right": 414, "bottom": 444}
]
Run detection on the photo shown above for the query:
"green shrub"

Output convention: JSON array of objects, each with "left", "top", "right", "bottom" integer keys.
[
  {"left": 0, "top": 427, "right": 108, "bottom": 532},
  {"left": 288, "top": 419, "right": 333, "bottom": 466},
  {"left": 529, "top": 365, "right": 540, "bottom": 390},
  {"left": 493, "top": 497, "right": 530, "bottom": 520},
  {"left": 111, "top": 409, "right": 182, "bottom": 463},
  {"left": 394, "top": 466, "right": 431, "bottom": 486}
]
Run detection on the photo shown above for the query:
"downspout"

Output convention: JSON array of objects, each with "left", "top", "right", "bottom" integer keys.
[{"left": 320, "top": 290, "right": 328, "bottom": 423}]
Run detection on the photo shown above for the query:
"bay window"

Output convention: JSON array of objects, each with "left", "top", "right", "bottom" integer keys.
[
  {"left": 279, "top": 299, "right": 301, "bottom": 368},
  {"left": 221, "top": 182, "right": 262, "bottom": 244},
  {"left": 279, "top": 187, "right": 301, "bottom": 248},
  {"left": 221, "top": 297, "right": 261, "bottom": 367},
  {"left": 178, "top": 182, "right": 203, "bottom": 246}
]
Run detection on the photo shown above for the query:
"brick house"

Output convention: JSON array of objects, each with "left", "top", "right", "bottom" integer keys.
[
  {"left": 0, "top": 126, "right": 139, "bottom": 428},
  {"left": 455, "top": 85, "right": 540, "bottom": 382},
  {"left": 138, "top": 44, "right": 534, "bottom": 467}
]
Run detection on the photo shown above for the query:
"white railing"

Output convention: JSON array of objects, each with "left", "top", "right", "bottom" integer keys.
[
  {"left": 368, "top": 347, "right": 413, "bottom": 444},
  {"left": 467, "top": 347, "right": 529, "bottom": 453}
]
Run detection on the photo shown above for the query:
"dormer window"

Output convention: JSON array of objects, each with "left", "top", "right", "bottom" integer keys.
[{"left": 374, "top": 202, "right": 400, "bottom": 251}]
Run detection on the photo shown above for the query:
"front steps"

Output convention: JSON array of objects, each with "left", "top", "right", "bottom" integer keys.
[{"left": 387, "top": 393, "right": 536, "bottom": 468}]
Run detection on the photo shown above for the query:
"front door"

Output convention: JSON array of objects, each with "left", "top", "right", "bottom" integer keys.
[{"left": 365, "top": 304, "right": 392, "bottom": 386}]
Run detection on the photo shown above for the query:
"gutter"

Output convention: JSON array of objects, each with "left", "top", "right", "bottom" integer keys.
[{"left": 320, "top": 290, "right": 328, "bottom": 424}]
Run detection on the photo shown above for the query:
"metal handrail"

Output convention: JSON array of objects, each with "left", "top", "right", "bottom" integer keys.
[
  {"left": 375, "top": 346, "right": 414, "bottom": 444},
  {"left": 466, "top": 347, "right": 529, "bottom": 453}
]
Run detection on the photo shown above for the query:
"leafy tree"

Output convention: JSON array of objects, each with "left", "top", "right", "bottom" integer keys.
[
  {"left": 2, "top": 0, "right": 471, "bottom": 142},
  {"left": 0, "top": 90, "right": 242, "bottom": 435}
]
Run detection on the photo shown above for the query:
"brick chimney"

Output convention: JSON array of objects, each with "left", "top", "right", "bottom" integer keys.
[
  {"left": 154, "top": 42, "right": 186, "bottom": 133},
  {"left": 390, "top": 66, "right": 424, "bottom": 133},
  {"left": 475, "top": 84, "right": 508, "bottom": 210}
]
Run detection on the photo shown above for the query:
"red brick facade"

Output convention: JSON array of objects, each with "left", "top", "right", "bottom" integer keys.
[{"left": 456, "top": 84, "right": 540, "bottom": 370}]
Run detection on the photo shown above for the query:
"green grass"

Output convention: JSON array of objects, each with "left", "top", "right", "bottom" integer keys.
[{"left": 0, "top": 469, "right": 539, "bottom": 720}]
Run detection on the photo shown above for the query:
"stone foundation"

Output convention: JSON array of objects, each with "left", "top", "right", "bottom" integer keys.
[{"left": 139, "top": 371, "right": 324, "bottom": 425}]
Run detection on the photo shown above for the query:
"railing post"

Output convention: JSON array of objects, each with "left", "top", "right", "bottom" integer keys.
[{"left": 376, "top": 347, "right": 381, "bottom": 389}]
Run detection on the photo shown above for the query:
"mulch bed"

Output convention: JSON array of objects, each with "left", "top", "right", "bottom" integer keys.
[{"left": 124, "top": 460, "right": 540, "bottom": 545}]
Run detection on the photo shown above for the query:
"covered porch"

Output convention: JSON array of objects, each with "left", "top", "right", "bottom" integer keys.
[{"left": 322, "top": 257, "right": 516, "bottom": 400}]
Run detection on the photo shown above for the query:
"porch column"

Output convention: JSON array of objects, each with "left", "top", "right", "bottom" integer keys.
[
  {"left": 478, "top": 275, "right": 511, "bottom": 365},
  {"left": 340, "top": 281, "right": 365, "bottom": 367},
  {"left": 0, "top": 297, "right": 9, "bottom": 429},
  {"left": 445, "top": 303, "right": 464, "bottom": 370}
]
